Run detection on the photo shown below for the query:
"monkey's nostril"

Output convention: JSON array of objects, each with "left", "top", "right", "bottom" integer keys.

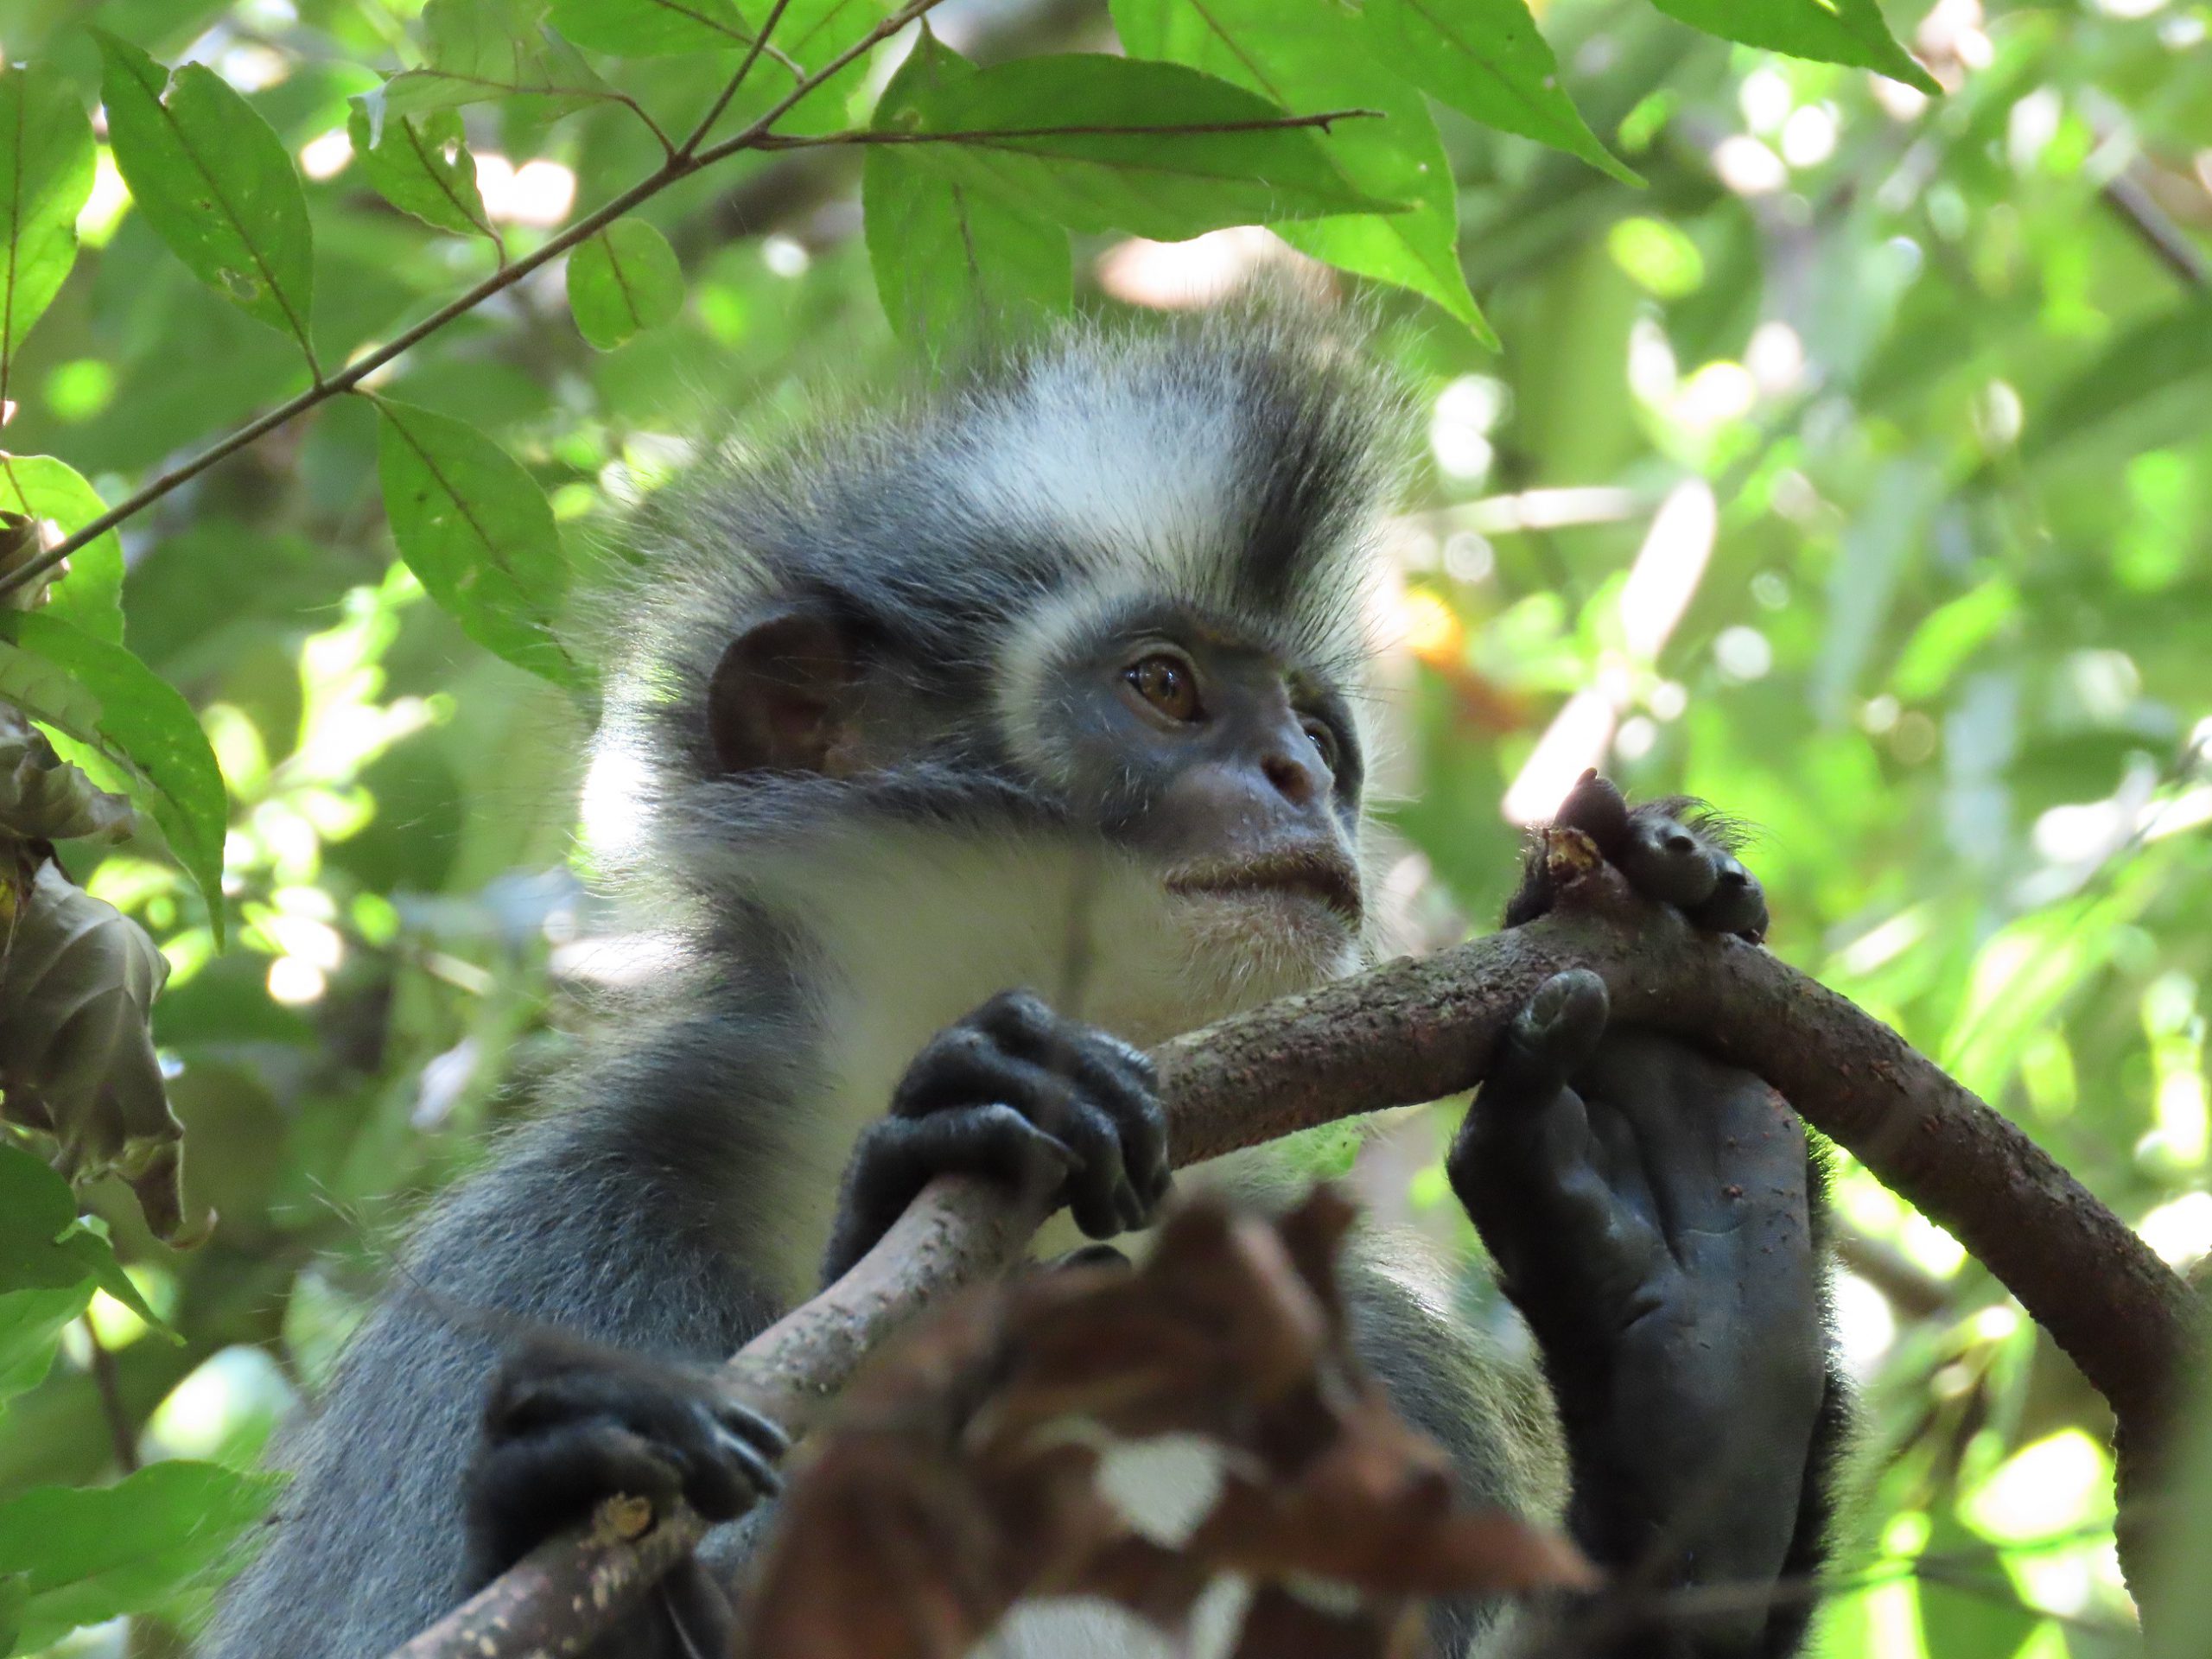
[
  {"left": 1262, "top": 753, "right": 1314, "bottom": 803},
  {"left": 1663, "top": 832, "right": 1696, "bottom": 854}
]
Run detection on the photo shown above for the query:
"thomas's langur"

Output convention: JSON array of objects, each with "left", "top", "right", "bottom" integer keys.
[{"left": 206, "top": 306, "right": 1838, "bottom": 1659}]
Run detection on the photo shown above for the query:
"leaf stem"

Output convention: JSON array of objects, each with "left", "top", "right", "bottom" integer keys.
[
  {"left": 678, "top": 0, "right": 795, "bottom": 158},
  {"left": 0, "top": 0, "right": 1369, "bottom": 602},
  {"left": 610, "top": 91, "right": 681, "bottom": 162},
  {"left": 747, "top": 108, "right": 1379, "bottom": 150}
]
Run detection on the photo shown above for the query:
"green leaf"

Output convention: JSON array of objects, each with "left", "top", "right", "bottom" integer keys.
[
  {"left": 0, "top": 614, "right": 228, "bottom": 944},
  {"left": 2024, "top": 298, "right": 2212, "bottom": 461},
  {"left": 566, "top": 218, "right": 684, "bottom": 350},
  {"left": 0, "top": 1142, "right": 163, "bottom": 1357},
  {"left": 0, "top": 1564, "right": 23, "bottom": 1656},
  {"left": 1650, "top": 0, "right": 1938, "bottom": 93},
  {"left": 1114, "top": 0, "right": 1489, "bottom": 338},
  {"left": 91, "top": 31, "right": 317, "bottom": 361},
  {"left": 345, "top": 105, "right": 497, "bottom": 244},
  {"left": 761, "top": 0, "right": 886, "bottom": 137},
  {"left": 1363, "top": 0, "right": 1637, "bottom": 185},
  {"left": 549, "top": 0, "right": 753, "bottom": 53},
  {"left": 0, "top": 457, "right": 123, "bottom": 645},
  {"left": 372, "top": 398, "right": 580, "bottom": 687},
  {"left": 863, "top": 29, "right": 1071, "bottom": 349},
  {"left": 0, "top": 1285, "right": 91, "bottom": 1407},
  {"left": 0, "top": 1460, "right": 285, "bottom": 1650},
  {"left": 893, "top": 54, "right": 1402, "bottom": 242},
  {"left": 0, "top": 63, "right": 97, "bottom": 385},
  {"left": 1889, "top": 577, "right": 2018, "bottom": 701},
  {"left": 362, "top": 0, "right": 620, "bottom": 131}
]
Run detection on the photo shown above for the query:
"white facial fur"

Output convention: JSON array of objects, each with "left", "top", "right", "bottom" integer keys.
[{"left": 728, "top": 818, "right": 1363, "bottom": 1299}]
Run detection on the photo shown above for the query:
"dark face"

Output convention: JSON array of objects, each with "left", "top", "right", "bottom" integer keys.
[{"left": 1047, "top": 612, "right": 1366, "bottom": 929}]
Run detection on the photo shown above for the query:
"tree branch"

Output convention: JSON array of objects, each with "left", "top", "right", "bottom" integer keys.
[
  {"left": 387, "top": 855, "right": 2196, "bottom": 1659},
  {"left": 745, "top": 110, "right": 1376, "bottom": 151},
  {"left": 0, "top": 16, "right": 1372, "bottom": 607}
]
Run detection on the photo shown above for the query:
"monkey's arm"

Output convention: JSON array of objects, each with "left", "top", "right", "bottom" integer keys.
[{"left": 200, "top": 1039, "right": 795, "bottom": 1659}]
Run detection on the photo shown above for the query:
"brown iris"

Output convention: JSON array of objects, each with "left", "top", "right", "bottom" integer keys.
[{"left": 1125, "top": 653, "right": 1202, "bottom": 721}]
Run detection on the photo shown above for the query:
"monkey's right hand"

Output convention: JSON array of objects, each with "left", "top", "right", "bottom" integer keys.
[
  {"left": 464, "top": 1340, "right": 787, "bottom": 1589},
  {"left": 821, "top": 989, "right": 1171, "bottom": 1283}
]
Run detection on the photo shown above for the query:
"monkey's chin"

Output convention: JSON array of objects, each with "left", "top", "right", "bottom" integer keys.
[{"left": 1163, "top": 888, "right": 1363, "bottom": 1012}]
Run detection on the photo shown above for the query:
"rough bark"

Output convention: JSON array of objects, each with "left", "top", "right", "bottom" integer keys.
[{"left": 390, "top": 860, "right": 2196, "bottom": 1659}]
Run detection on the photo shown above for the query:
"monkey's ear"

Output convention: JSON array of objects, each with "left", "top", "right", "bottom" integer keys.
[{"left": 705, "top": 609, "right": 860, "bottom": 774}]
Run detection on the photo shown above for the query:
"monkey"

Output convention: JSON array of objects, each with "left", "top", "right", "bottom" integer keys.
[{"left": 201, "top": 304, "right": 1838, "bottom": 1659}]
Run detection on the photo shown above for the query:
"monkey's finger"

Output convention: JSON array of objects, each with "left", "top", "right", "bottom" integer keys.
[
  {"left": 1554, "top": 769, "right": 1631, "bottom": 856},
  {"left": 1492, "top": 969, "right": 1610, "bottom": 1099},
  {"left": 1686, "top": 852, "right": 1769, "bottom": 941},
  {"left": 709, "top": 1397, "right": 791, "bottom": 1460},
  {"left": 823, "top": 1109, "right": 1077, "bottom": 1282},
  {"left": 1044, "top": 1094, "right": 1142, "bottom": 1239},
  {"left": 1452, "top": 970, "right": 1606, "bottom": 1201},
  {"left": 683, "top": 1415, "right": 783, "bottom": 1520},
  {"left": 968, "top": 988, "right": 1062, "bottom": 1053},
  {"left": 1064, "top": 1040, "right": 1170, "bottom": 1210},
  {"left": 890, "top": 1023, "right": 1050, "bottom": 1118},
  {"left": 967, "top": 994, "right": 1170, "bottom": 1202},
  {"left": 1617, "top": 814, "right": 1719, "bottom": 909},
  {"left": 470, "top": 1421, "right": 683, "bottom": 1572}
]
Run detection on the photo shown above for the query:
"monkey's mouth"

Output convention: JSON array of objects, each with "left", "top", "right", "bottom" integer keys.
[{"left": 1165, "top": 849, "right": 1363, "bottom": 924}]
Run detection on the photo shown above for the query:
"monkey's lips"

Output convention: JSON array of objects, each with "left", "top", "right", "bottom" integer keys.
[{"left": 1164, "top": 849, "right": 1363, "bottom": 924}]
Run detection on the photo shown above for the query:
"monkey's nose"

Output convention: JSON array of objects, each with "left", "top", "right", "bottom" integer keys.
[{"left": 1262, "top": 750, "right": 1321, "bottom": 806}]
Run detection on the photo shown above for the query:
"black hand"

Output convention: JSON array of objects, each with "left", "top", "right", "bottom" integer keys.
[
  {"left": 1450, "top": 971, "right": 1827, "bottom": 1653},
  {"left": 465, "top": 1338, "right": 787, "bottom": 1589},
  {"left": 1508, "top": 770, "right": 1770, "bottom": 942},
  {"left": 822, "top": 989, "right": 1170, "bottom": 1284}
]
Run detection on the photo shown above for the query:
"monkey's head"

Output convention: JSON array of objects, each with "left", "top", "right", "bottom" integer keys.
[{"left": 586, "top": 302, "right": 1402, "bottom": 1048}]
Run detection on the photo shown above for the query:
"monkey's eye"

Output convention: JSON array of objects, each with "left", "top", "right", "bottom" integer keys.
[
  {"left": 1301, "top": 716, "right": 1340, "bottom": 772},
  {"left": 1123, "top": 653, "right": 1203, "bottom": 722}
]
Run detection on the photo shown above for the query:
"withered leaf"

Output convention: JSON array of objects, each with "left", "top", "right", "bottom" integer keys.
[
  {"left": 0, "top": 861, "right": 202, "bottom": 1242},
  {"left": 0, "top": 707, "right": 134, "bottom": 845},
  {"left": 739, "top": 1189, "right": 1590, "bottom": 1658}
]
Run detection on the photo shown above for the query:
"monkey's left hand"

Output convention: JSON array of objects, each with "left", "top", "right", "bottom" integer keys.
[
  {"left": 822, "top": 989, "right": 1171, "bottom": 1284},
  {"left": 465, "top": 1339, "right": 787, "bottom": 1656}
]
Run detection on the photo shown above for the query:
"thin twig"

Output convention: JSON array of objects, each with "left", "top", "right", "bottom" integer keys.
[
  {"left": 0, "top": 0, "right": 1347, "bottom": 603},
  {"left": 2101, "top": 168, "right": 2210, "bottom": 289},
  {"left": 610, "top": 91, "right": 681, "bottom": 162},
  {"left": 82, "top": 1315, "right": 140, "bottom": 1473},
  {"left": 747, "top": 108, "right": 1378, "bottom": 149},
  {"left": 678, "top": 0, "right": 796, "bottom": 157}
]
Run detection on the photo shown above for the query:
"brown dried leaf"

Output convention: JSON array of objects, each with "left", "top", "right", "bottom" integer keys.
[
  {"left": 0, "top": 861, "right": 203, "bottom": 1242},
  {"left": 0, "top": 708, "right": 135, "bottom": 844},
  {"left": 987, "top": 1200, "right": 1332, "bottom": 1442},
  {"left": 741, "top": 1190, "right": 1589, "bottom": 1659},
  {"left": 741, "top": 1431, "right": 1114, "bottom": 1659},
  {"left": 1229, "top": 1583, "right": 1426, "bottom": 1659},
  {"left": 1190, "top": 1391, "right": 1596, "bottom": 1598}
]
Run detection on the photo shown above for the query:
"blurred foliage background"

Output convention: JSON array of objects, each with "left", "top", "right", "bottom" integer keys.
[{"left": 0, "top": 0, "right": 2206, "bottom": 1654}]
